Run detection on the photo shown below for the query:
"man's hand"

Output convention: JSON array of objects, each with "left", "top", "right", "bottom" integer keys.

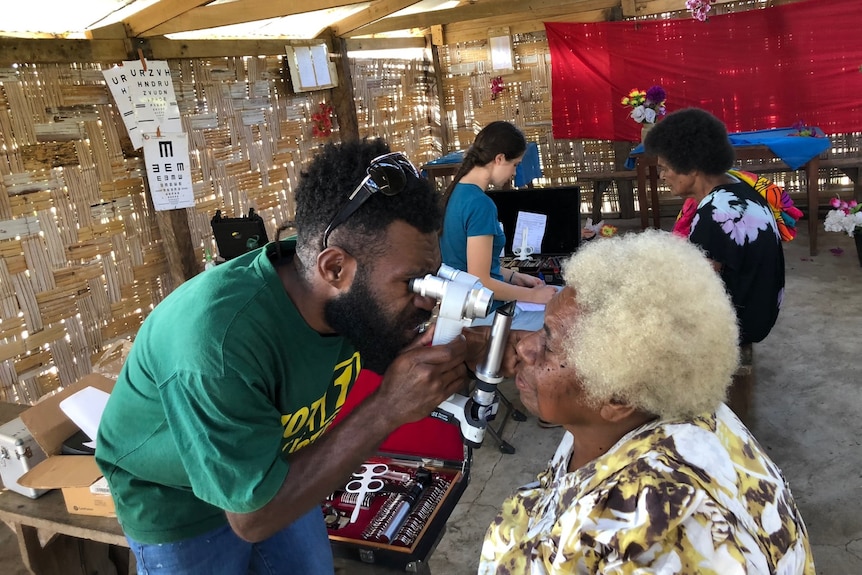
[
  {"left": 500, "top": 330, "right": 530, "bottom": 377},
  {"left": 462, "top": 326, "right": 529, "bottom": 379},
  {"left": 374, "top": 329, "right": 470, "bottom": 426}
]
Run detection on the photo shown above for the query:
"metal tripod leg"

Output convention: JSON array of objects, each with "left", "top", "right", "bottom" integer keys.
[{"left": 485, "top": 390, "right": 527, "bottom": 454}]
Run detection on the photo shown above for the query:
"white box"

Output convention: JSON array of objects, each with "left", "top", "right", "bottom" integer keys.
[{"left": 0, "top": 417, "right": 49, "bottom": 499}]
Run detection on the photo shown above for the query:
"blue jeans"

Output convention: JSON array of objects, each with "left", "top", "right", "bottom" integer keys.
[{"left": 127, "top": 507, "right": 334, "bottom": 575}]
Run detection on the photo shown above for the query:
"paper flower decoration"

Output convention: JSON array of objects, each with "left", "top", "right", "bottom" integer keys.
[{"left": 311, "top": 102, "right": 334, "bottom": 138}]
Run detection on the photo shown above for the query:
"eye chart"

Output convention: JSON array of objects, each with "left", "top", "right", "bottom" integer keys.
[
  {"left": 102, "top": 65, "right": 151, "bottom": 150},
  {"left": 142, "top": 132, "right": 195, "bottom": 211},
  {"left": 102, "top": 60, "right": 182, "bottom": 149},
  {"left": 125, "top": 60, "right": 182, "bottom": 137}
]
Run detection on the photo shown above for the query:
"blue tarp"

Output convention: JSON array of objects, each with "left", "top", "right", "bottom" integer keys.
[
  {"left": 423, "top": 142, "right": 542, "bottom": 188},
  {"left": 625, "top": 128, "right": 831, "bottom": 171}
]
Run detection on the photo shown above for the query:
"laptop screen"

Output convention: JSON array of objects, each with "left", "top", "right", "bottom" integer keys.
[{"left": 487, "top": 186, "right": 582, "bottom": 256}]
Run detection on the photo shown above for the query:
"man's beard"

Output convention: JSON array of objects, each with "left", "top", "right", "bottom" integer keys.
[{"left": 325, "top": 272, "right": 432, "bottom": 374}]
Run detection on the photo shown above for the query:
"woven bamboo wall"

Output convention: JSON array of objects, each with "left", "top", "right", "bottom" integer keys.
[
  {"left": 353, "top": 58, "right": 441, "bottom": 163},
  {"left": 436, "top": 32, "right": 619, "bottom": 211},
  {"left": 0, "top": 55, "right": 438, "bottom": 404}
]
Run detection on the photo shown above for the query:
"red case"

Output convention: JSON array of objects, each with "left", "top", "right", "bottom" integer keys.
[{"left": 325, "top": 370, "right": 471, "bottom": 571}]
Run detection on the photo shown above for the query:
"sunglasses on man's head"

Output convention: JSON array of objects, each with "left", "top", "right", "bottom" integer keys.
[{"left": 322, "top": 152, "right": 421, "bottom": 249}]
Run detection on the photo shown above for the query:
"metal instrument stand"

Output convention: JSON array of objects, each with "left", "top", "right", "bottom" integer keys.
[{"left": 483, "top": 389, "right": 527, "bottom": 454}]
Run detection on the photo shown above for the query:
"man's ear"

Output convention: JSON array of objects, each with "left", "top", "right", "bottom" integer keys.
[{"left": 316, "top": 246, "right": 357, "bottom": 291}]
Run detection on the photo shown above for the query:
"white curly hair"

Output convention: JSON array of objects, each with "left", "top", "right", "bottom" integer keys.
[{"left": 561, "top": 230, "right": 740, "bottom": 419}]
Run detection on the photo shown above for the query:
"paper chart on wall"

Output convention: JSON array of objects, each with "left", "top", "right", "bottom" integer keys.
[
  {"left": 123, "top": 60, "right": 183, "bottom": 136},
  {"left": 142, "top": 132, "right": 195, "bottom": 210},
  {"left": 102, "top": 65, "right": 153, "bottom": 150}
]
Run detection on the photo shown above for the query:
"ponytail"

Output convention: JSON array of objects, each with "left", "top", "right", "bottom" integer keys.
[
  {"left": 438, "top": 121, "right": 526, "bottom": 217},
  {"left": 440, "top": 147, "right": 481, "bottom": 214}
]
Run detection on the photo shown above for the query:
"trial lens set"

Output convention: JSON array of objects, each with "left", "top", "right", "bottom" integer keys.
[{"left": 323, "top": 458, "right": 454, "bottom": 548}]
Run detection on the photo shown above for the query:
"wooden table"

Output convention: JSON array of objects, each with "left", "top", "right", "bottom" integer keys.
[
  {"left": 0, "top": 402, "right": 131, "bottom": 574},
  {"left": 631, "top": 146, "right": 822, "bottom": 256},
  {"left": 0, "top": 489, "right": 131, "bottom": 575}
]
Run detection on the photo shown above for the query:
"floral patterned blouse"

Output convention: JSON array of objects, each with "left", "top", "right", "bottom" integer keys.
[
  {"left": 689, "top": 180, "right": 785, "bottom": 344},
  {"left": 479, "top": 404, "right": 815, "bottom": 575}
]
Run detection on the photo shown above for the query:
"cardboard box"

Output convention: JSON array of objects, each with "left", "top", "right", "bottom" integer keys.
[{"left": 17, "top": 373, "right": 116, "bottom": 517}]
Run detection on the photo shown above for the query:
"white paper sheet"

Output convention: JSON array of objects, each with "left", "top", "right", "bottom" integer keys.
[
  {"left": 58, "top": 386, "right": 111, "bottom": 449},
  {"left": 516, "top": 302, "right": 546, "bottom": 312},
  {"left": 142, "top": 132, "right": 196, "bottom": 211},
  {"left": 513, "top": 212, "right": 547, "bottom": 255}
]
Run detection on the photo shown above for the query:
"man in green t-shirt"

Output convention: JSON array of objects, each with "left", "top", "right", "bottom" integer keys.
[{"left": 96, "top": 140, "right": 515, "bottom": 573}]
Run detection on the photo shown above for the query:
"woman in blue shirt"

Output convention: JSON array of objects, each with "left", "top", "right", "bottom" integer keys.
[{"left": 439, "top": 121, "right": 557, "bottom": 332}]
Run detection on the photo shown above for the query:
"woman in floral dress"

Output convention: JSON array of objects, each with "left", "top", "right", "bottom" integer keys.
[{"left": 643, "top": 107, "right": 785, "bottom": 345}]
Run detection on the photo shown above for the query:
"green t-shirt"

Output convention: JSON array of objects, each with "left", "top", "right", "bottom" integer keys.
[{"left": 95, "top": 240, "right": 359, "bottom": 544}]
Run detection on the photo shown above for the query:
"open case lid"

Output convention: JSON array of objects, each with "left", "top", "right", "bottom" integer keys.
[
  {"left": 16, "top": 373, "right": 115, "bottom": 490},
  {"left": 331, "top": 370, "right": 465, "bottom": 462},
  {"left": 19, "top": 373, "right": 115, "bottom": 456}
]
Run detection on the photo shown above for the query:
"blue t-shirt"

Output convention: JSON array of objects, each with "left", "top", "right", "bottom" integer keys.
[{"left": 440, "top": 182, "right": 506, "bottom": 284}]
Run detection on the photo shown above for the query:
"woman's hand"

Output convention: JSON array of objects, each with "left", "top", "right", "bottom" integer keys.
[
  {"left": 512, "top": 271, "right": 544, "bottom": 287},
  {"left": 529, "top": 284, "right": 558, "bottom": 304}
]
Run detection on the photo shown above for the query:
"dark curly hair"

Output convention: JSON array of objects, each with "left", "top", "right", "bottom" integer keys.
[
  {"left": 441, "top": 121, "right": 526, "bottom": 209},
  {"left": 283, "top": 139, "right": 441, "bottom": 270},
  {"left": 643, "top": 108, "right": 734, "bottom": 176}
]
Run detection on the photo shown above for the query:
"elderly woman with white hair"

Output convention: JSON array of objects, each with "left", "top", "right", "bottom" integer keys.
[{"left": 480, "top": 230, "right": 814, "bottom": 575}]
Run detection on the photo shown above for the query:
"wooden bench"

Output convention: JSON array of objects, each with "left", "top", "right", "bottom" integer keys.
[
  {"left": 736, "top": 154, "right": 862, "bottom": 201},
  {"left": 811, "top": 155, "right": 861, "bottom": 200},
  {"left": 576, "top": 170, "right": 638, "bottom": 221}
]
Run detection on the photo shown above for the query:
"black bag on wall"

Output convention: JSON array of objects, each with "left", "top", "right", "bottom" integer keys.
[{"left": 211, "top": 208, "right": 269, "bottom": 261}]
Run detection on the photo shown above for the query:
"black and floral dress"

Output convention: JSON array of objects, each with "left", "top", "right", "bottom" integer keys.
[{"left": 690, "top": 179, "right": 785, "bottom": 344}]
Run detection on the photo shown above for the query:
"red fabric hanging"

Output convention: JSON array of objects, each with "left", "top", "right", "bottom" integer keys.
[{"left": 546, "top": 0, "right": 862, "bottom": 141}]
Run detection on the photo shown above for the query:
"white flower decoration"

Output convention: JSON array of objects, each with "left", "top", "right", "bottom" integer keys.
[
  {"left": 824, "top": 208, "right": 862, "bottom": 237},
  {"left": 643, "top": 108, "right": 657, "bottom": 123}
]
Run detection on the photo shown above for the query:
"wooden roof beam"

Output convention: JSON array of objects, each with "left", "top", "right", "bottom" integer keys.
[
  {"left": 0, "top": 36, "right": 427, "bottom": 65},
  {"left": 0, "top": 38, "right": 127, "bottom": 65},
  {"left": 121, "top": 0, "right": 212, "bottom": 37},
  {"left": 347, "top": 0, "right": 620, "bottom": 36},
  {"left": 442, "top": 7, "right": 612, "bottom": 43},
  {"left": 140, "top": 0, "right": 366, "bottom": 37},
  {"left": 330, "top": 0, "right": 422, "bottom": 37},
  {"left": 621, "top": 0, "right": 803, "bottom": 17}
]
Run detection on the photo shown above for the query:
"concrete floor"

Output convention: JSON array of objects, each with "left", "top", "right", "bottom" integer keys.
[{"left": 2, "top": 221, "right": 861, "bottom": 574}]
